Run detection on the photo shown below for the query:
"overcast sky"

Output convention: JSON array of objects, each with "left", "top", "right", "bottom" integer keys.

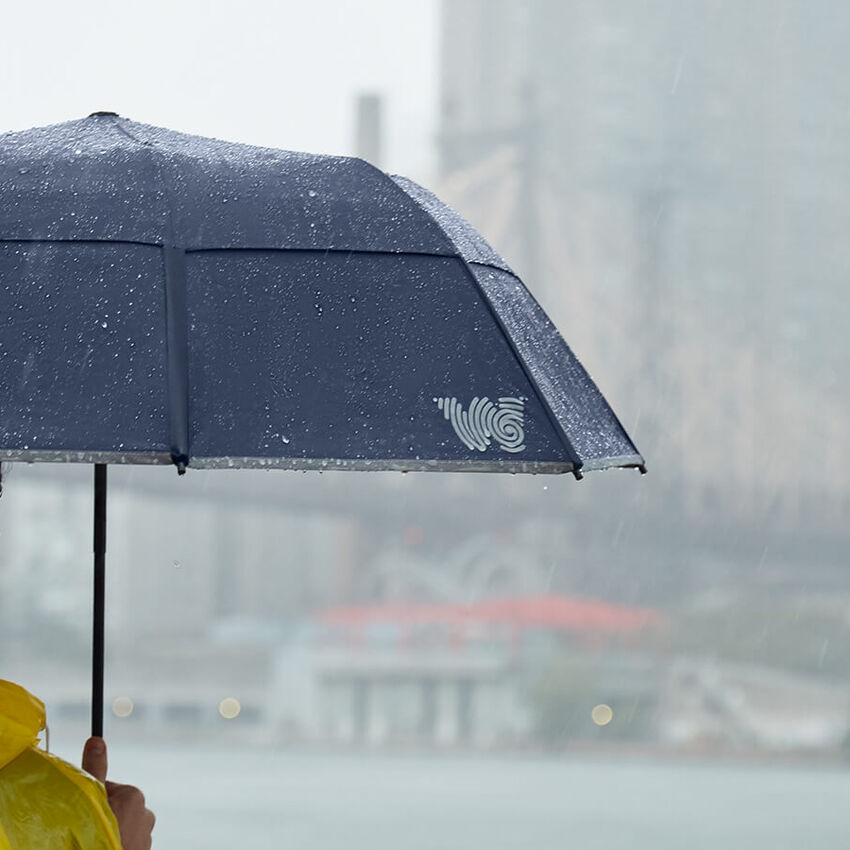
[{"left": 0, "top": 0, "right": 439, "bottom": 181}]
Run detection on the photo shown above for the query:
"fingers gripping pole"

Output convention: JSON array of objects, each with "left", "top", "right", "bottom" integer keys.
[{"left": 92, "top": 464, "right": 107, "bottom": 737}]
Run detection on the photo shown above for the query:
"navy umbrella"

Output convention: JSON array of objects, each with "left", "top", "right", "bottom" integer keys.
[{"left": 0, "top": 114, "right": 643, "bottom": 734}]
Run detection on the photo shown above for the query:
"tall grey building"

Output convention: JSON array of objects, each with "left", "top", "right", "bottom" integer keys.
[{"left": 438, "top": 0, "right": 850, "bottom": 555}]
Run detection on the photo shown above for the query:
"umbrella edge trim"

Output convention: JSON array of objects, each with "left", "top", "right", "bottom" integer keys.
[
  {"left": 0, "top": 450, "right": 172, "bottom": 464},
  {"left": 578, "top": 454, "right": 646, "bottom": 472},
  {"left": 0, "top": 452, "right": 643, "bottom": 473},
  {"left": 189, "top": 457, "right": 576, "bottom": 474}
]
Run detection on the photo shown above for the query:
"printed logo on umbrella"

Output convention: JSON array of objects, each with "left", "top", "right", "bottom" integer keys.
[{"left": 434, "top": 396, "right": 526, "bottom": 453}]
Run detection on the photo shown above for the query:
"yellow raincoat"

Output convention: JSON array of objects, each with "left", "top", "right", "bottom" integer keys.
[{"left": 0, "top": 680, "right": 121, "bottom": 849}]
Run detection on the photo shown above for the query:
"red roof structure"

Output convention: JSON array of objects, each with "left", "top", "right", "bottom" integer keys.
[{"left": 316, "top": 594, "right": 661, "bottom": 635}]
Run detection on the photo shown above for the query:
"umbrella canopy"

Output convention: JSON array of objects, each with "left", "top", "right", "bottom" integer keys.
[
  {"left": 0, "top": 114, "right": 644, "bottom": 737},
  {"left": 0, "top": 114, "right": 642, "bottom": 475}
]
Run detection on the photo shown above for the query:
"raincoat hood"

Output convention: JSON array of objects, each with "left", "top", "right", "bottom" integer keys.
[
  {"left": 0, "top": 681, "right": 121, "bottom": 849},
  {"left": 0, "top": 680, "right": 46, "bottom": 770}
]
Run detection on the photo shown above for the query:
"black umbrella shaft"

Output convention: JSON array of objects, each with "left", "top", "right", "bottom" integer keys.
[{"left": 92, "top": 464, "right": 107, "bottom": 737}]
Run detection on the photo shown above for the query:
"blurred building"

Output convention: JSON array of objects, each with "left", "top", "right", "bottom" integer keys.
[
  {"left": 663, "top": 658, "right": 850, "bottom": 751},
  {"left": 0, "top": 470, "right": 353, "bottom": 668},
  {"left": 271, "top": 593, "right": 664, "bottom": 747},
  {"left": 437, "top": 0, "right": 850, "bottom": 561}
]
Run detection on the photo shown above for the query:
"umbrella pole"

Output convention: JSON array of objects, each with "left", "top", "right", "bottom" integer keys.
[{"left": 92, "top": 464, "right": 107, "bottom": 737}]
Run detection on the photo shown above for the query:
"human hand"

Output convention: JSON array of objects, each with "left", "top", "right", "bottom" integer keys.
[{"left": 83, "top": 737, "right": 156, "bottom": 850}]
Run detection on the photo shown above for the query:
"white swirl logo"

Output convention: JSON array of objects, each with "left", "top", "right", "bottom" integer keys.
[{"left": 435, "top": 396, "right": 526, "bottom": 453}]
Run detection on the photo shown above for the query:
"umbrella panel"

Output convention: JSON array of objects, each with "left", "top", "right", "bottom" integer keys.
[
  {"left": 0, "top": 244, "right": 578, "bottom": 471},
  {"left": 0, "top": 241, "right": 169, "bottom": 459},
  {"left": 186, "top": 250, "right": 573, "bottom": 469}
]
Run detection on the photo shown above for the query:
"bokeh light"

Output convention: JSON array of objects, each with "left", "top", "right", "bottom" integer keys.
[
  {"left": 591, "top": 704, "right": 613, "bottom": 726},
  {"left": 112, "top": 696, "right": 134, "bottom": 718},
  {"left": 219, "top": 697, "right": 241, "bottom": 719}
]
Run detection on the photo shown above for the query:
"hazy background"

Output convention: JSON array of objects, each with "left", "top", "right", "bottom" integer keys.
[{"left": 1, "top": 1, "right": 849, "bottom": 848}]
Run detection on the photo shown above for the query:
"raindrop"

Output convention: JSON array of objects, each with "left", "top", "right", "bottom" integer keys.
[{"left": 281, "top": 435, "right": 290, "bottom": 444}]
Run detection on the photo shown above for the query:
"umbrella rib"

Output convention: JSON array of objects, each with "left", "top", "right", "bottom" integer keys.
[{"left": 163, "top": 247, "right": 190, "bottom": 471}]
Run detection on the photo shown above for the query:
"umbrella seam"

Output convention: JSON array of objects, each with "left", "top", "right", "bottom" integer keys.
[
  {"left": 453, "top": 258, "right": 585, "bottom": 474},
  {"left": 349, "top": 157, "right": 459, "bottom": 257},
  {"left": 105, "top": 115, "right": 152, "bottom": 149},
  {"left": 389, "top": 174, "right": 513, "bottom": 274},
  {"left": 0, "top": 239, "right": 468, "bottom": 262},
  {"left": 467, "top": 261, "right": 645, "bottom": 474},
  {"left": 102, "top": 116, "right": 179, "bottom": 246}
]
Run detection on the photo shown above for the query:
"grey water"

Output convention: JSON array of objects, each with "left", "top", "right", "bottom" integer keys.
[{"left": 53, "top": 743, "right": 849, "bottom": 849}]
